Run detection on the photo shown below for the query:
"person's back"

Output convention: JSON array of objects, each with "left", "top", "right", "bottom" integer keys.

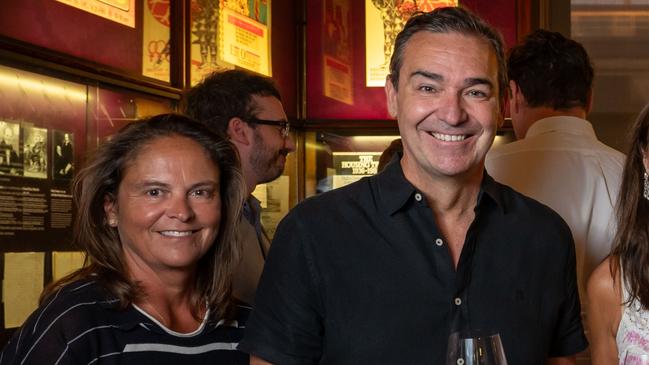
[
  {"left": 487, "top": 117, "right": 624, "bottom": 294},
  {"left": 486, "top": 29, "right": 625, "bottom": 329}
]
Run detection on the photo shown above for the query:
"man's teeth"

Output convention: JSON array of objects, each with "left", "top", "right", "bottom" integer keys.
[
  {"left": 160, "top": 230, "right": 194, "bottom": 237},
  {"left": 431, "top": 133, "right": 466, "bottom": 142}
]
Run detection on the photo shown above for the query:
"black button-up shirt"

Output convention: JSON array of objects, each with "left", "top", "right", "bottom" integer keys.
[{"left": 239, "top": 159, "right": 588, "bottom": 364}]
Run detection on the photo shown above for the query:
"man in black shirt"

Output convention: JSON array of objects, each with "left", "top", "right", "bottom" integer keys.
[{"left": 240, "top": 7, "right": 588, "bottom": 365}]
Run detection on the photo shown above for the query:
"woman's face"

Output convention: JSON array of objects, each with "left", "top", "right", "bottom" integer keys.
[{"left": 104, "top": 135, "right": 222, "bottom": 275}]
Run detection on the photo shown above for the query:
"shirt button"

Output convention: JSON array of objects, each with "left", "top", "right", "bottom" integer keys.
[
  {"left": 414, "top": 193, "right": 422, "bottom": 201},
  {"left": 435, "top": 238, "right": 443, "bottom": 246},
  {"left": 454, "top": 297, "right": 462, "bottom": 306}
]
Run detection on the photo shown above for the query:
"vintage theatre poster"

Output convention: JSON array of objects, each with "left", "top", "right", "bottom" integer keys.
[
  {"left": 323, "top": 0, "right": 353, "bottom": 105},
  {"left": 56, "top": 0, "right": 136, "bottom": 27},
  {"left": 142, "top": 0, "right": 171, "bottom": 82},
  {"left": 365, "top": 0, "right": 457, "bottom": 87},
  {"left": 219, "top": 0, "right": 272, "bottom": 76}
]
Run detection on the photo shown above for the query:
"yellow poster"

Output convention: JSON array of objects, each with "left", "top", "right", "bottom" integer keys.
[
  {"left": 52, "top": 251, "right": 87, "bottom": 282},
  {"left": 190, "top": 0, "right": 233, "bottom": 86},
  {"left": 3, "top": 252, "right": 44, "bottom": 328},
  {"left": 219, "top": 1, "right": 271, "bottom": 76},
  {"left": 323, "top": 0, "right": 353, "bottom": 105},
  {"left": 142, "top": 0, "right": 171, "bottom": 82},
  {"left": 365, "top": 0, "right": 458, "bottom": 87},
  {"left": 57, "top": 0, "right": 136, "bottom": 27}
]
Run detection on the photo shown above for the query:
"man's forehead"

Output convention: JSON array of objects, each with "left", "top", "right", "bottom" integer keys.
[{"left": 403, "top": 32, "right": 500, "bottom": 86}]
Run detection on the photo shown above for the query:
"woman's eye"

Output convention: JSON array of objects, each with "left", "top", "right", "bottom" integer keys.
[{"left": 191, "top": 189, "right": 213, "bottom": 198}]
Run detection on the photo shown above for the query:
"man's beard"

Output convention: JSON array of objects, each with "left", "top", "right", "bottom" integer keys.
[{"left": 250, "top": 131, "right": 289, "bottom": 184}]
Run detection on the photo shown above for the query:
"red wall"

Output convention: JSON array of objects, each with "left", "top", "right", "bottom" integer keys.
[
  {"left": 306, "top": 0, "right": 517, "bottom": 121},
  {"left": 0, "top": 0, "right": 142, "bottom": 74},
  {"left": 270, "top": 0, "right": 298, "bottom": 120}
]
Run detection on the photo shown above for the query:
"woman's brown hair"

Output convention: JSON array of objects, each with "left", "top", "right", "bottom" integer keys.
[
  {"left": 41, "top": 113, "right": 244, "bottom": 321},
  {"left": 611, "top": 101, "right": 649, "bottom": 308}
]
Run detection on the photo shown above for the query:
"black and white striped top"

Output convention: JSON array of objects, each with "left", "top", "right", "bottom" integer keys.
[{"left": 0, "top": 279, "right": 249, "bottom": 365}]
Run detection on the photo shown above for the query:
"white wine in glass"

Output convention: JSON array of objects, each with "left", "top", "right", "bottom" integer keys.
[{"left": 446, "top": 330, "right": 508, "bottom": 365}]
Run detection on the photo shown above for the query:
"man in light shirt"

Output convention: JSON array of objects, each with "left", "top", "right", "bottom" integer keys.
[{"left": 486, "top": 30, "right": 625, "bottom": 333}]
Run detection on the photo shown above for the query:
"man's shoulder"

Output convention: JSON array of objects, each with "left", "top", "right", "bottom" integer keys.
[
  {"left": 294, "top": 176, "right": 375, "bottom": 213},
  {"left": 496, "top": 181, "right": 570, "bottom": 228}
]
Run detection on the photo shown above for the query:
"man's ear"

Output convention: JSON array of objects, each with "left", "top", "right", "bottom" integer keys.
[
  {"left": 509, "top": 80, "right": 522, "bottom": 114},
  {"left": 585, "top": 90, "right": 594, "bottom": 114},
  {"left": 103, "top": 195, "right": 118, "bottom": 227},
  {"left": 385, "top": 76, "right": 399, "bottom": 119},
  {"left": 227, "top": 117, "right": 251, "bottom": 146}
]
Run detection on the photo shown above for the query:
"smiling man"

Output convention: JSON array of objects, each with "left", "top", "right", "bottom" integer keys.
[
  {"left": 184, "top": 70, "right": 296, "bottom": 306},
  {"left": 240, "top": 7, "right": 587, "bottom": 365}
]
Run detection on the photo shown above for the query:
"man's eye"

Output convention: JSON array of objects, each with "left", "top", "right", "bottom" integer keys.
[
  {"left": 146, "top": 189, "right": 162, "bottom": 197},
  {"left": 467, "top": 90, "right": 488, "bottom": 98},
  {"left": 419, "top": 85, "right": 436, "bottom": 93}
]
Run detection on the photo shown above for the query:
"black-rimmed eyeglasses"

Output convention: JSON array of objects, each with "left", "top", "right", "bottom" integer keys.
[{"left": 248, "top": 117, "right": 290, "bottom": 138}]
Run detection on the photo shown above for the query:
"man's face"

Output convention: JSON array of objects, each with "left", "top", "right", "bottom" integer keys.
[
  {"left": 385, "top": 31, "right": 501, "bottom": 182},
  {"left": 248, "top": 95, "right": 295, "bottom": 184}
]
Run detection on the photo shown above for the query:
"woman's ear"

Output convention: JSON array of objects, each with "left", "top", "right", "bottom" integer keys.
[{"left": 104, "top": 195, "right": 118, "bottom": 227}]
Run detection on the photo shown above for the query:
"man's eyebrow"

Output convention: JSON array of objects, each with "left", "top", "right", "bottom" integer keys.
[
  {"left": 409, "top": 70, "right": 443, "bottom": 82},
  {"left": 409, "top": 71, "right": 494, "bottom": 90},
  {"left": 132, "top": 180, "right": 171, "bottom": 189},
  {"left": 464, "top": 77, "right": 494, "bottom": 89}
]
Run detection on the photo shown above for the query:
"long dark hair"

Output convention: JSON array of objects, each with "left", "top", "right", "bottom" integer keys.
[
  {"left": 41, "top": 113, "right": 244, "bottom": 321},
  {"left": 611, "top": 101, "right": 649, "bottom": 308}
]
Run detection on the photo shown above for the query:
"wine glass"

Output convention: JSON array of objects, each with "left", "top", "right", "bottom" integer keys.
[
  {"left": 623, "top": 348, "right": 649, "bottom": 365},
  {"left": 446, "top": 330, "right": 508, "bottom": 365}
]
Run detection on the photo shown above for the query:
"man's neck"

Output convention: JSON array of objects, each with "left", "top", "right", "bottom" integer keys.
[
  {"left": 517, "top": 106, "right": 587, "bottom": 139},
  {"left": 401, "top": 158, "right": 482, "bottom": 216}
]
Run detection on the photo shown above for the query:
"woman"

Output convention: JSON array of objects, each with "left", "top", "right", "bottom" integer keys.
[
  {"left": 588, "top": 101, "right": 649, "bottom": 364},
  {"left": 0, "top": 114, "right": 247, "bottom": 364}
]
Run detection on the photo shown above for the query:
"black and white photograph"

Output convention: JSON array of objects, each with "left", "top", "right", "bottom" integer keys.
[
  {"left": 22, "top": 126, "right": 48, "bottom": 179},
  {"left": 0, "top": 121, "right": 23, "bottom": 176},
  {"left": 52, "top": 131, "right": 74, "bottom": 180}
]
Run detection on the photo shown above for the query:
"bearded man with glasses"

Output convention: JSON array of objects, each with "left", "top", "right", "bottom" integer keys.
[{"left": 184, "top": 69, "right": 295, "bottom": 307}]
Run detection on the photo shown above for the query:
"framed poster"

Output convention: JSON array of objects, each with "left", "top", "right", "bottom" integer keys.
[
  {"left": 56, "top": 0, "right": 136, "bottom": 27},
  {"left": 365, "top": 0, "right": 458, "bottom": 87},
  {"left": 323, "top": 0, "right": 353, "bottom": 105},
  {"left": 219, "top": 0, "right": 272, "bottom": 76}
]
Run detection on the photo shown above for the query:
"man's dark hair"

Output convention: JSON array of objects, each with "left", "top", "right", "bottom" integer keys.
[
  {"left": 508, "top": 29, "right": 594, "bottom": 110},
  {"left": 183, "top": 69, "right": 281, "bottom": 135},
  {"left": 389, "top": 6, "right": 507, "bottom": 106}
]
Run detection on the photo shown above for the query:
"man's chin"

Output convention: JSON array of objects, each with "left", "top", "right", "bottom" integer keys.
[{"left": 258, "top": 166, "right": 285, "bottom": 184}]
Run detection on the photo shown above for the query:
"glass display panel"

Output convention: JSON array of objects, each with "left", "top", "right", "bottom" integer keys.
[
  {"left": 304, "top": 130, "right": 399, "bottom": 198},
  {"left": 0, "top": 65, "right": 87, "bottom": 252}
]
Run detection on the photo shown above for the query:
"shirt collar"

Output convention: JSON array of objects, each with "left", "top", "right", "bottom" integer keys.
[
  {"left": 375, "top": 154, "right": 505, "bottom": 215},
  {"left": 526, "top": 116, "right": 597, "bottom": 140},
  {"left": 243, "top": 195, "right": 262, "bottom": 224}
]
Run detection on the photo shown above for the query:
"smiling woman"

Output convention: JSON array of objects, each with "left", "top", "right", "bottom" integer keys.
[{"left": 0, "top": 114, "right": 248, "bottom": 365}]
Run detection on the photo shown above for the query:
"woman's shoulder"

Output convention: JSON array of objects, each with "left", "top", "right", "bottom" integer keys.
[
  {"left": 23, "top": 278, "right": 118, "bottom": 335},
  {"left": 0, "top": 279, "right": 119, "bottom": 364},
  {"left": 587, "top": 257, "right": 620, "bottom": 303}
]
